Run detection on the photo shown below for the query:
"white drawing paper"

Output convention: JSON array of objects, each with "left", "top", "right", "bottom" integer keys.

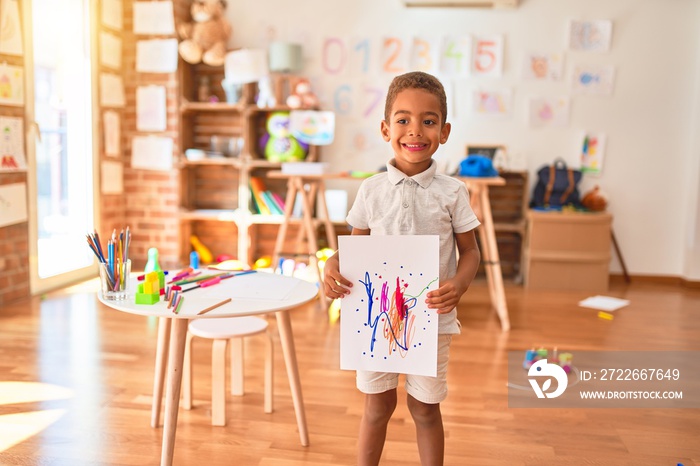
[
  {"left": 572, "top": 65, "right": 615, "bottom": 96},
  {"left": 131, "top": 136, "right": 173, "bottom": 171},
  {"left": 101, "top": 160, "right": 123, "bottom": 194},
  {"left": 471, "top": 88, "right": 512, "bottom": 118},
  {"left": 440, "top": 35, "right": 472, "bottom": 76},
  {"left": 0, "top": 0, "right": 23, "bottom": 56},
  {"left": 580, "top": 131, "right": 606, "bottom": 174},
  {"left": 472, "top": 35, "right": 504, "bottom": 78},
  {"left": 528, "top": 96, "right": 570, "bottom": 128},
  {"left": 136, "top": 39, "right": 178, "bottom": 73},
  {"left": 0, "top": 182, "right": 27, "bottom": 227},
  {"left": 103, "top": 111, "right": 120, "bottom": 157},
  {"left": 0, "top": 64, "right": 24, "bottom": 106},
  {"left": 136, "top": 86, "right": 167, "bottom": 132},
  {"left": 578, "top": 295, "right": 629, "bottom": 312},
  {"left": 381, "top": 36, "right": 410, "bottom": 76},
  {"left": 410, "top": 36, "right": 441, "bottom": 75},
  {"left": 133, "top": 1, "right": 175, "bottom": 35},
  {"left": 569, "top": 20, "right": 613, "bottom": 52},
  {"left": 101, "top": 0, "right": 123, "bottom": 31},
  {"left": 522, "top": 52, "right": 564, "bottom": 81},
  {"left": 99, "top": 31, "right": 122, "bottom": 70},
  {"left": 0, "top": 116, "right": 26, "bottom": 171},
  {"left": 99, "top": 73, "right": 125, "bottom": 108},
  {"left": 339, "top": 235, "right": 440, "bottom": 377},
  {"left": 289, "top": 110, "right": 335, "bottom": 145}
]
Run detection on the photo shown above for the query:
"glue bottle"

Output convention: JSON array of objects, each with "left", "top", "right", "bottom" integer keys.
[{"left": 144, "top": 247, "right": 162, "bottom": 273}]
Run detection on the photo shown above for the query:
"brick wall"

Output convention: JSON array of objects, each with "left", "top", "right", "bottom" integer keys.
[
  {"left": 120, "top": 0, "right": 182, "bottom": 271},
  {"left": 0, "top": 0, "right": 186, "bottom": 304},
  {"left": 0, "top": 174, "right": 30, "bottom": 305},
  {"left": 0, "top": 0, "right": 29, "bottom": 306}
]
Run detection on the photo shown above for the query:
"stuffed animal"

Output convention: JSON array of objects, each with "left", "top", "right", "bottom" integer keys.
[
  {"left": 260, "top": 112, "right": 307, "bottom": 162},
  {"left": 177, "top": 0, "right": 232, "bottom": 66},
  {"left": 581, "top": 185, "right": 608, "bottom": 211},
  {"left": 286, "top": 79, "right": 319, "bottom": 109},
  {"left": 256, "top": 76, "right": 276, "bottom": 107}
]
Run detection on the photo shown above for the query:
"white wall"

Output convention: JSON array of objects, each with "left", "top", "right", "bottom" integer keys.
[
  {"left": 225, "top": 0, "right": 700, "bottom": 278},
  {"left": 683, "top": 16, "right": 700, "bottom": 281}
]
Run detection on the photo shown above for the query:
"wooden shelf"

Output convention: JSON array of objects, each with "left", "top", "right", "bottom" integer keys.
[
  {"left": 177, "top": 61, "right": 328, "bottom": 265},
  {"left": 178, "top": 209, "right": 326, "bottom": 227},
  {"left": 180, "top": 101, "right": 246, "bottom": 113},
  {"left": 178, "top": 157, "right": 282, "bottom": 169}
]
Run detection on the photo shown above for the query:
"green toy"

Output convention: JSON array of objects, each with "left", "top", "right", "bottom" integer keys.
[
  {"left": 135, "top": 271, "right": 161, "bottom": 305},
  {"left": 264, "top": 112, "right": 306, "bottom": 162}
]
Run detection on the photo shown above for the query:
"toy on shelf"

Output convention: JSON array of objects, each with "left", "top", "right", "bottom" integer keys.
[
  {"left": 286, "top": 79, "right": 318, "bottom": 109},
  {"left": 523, "top": 348, "right": 573, "bottom": 373},
  {"left": 177, "top": 0, "right": 232, "bottom": 66},
  {"left": 189, "top": 251, "right": 199, "bottom": 269},
  {"left": 253, "top": 255, "right": 272, "bottom": 270},
  {"left": 256, "top": 76, "right": 276, "bottom": 107},
  {"left": 581, "top": 185, "right": 608, "bottom": 212},
  {"left": 190, "top": 235, "right": 213, "bottom": 264},
  {"left": 260, "top": 112, "right": 308, "bottom": 162}
]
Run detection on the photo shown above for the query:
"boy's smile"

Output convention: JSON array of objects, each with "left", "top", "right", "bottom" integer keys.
[{"left": 381, "top": 88, "right": 451, "bottom": 177}]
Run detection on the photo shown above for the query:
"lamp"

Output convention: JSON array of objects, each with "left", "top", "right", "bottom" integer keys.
[
  {"left": 222, "top": 49, "right": 269, "bottom": 104},
  {"left": 267, "top": 41, "right": 303, "bottom": 104},
  {"left": 268, "top": 41, "right": 303, "bottom": 74}
]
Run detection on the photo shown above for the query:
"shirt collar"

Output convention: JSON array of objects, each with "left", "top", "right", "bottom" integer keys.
[{"left": 386, "top": 158, "right": 437, "bottom": 188}]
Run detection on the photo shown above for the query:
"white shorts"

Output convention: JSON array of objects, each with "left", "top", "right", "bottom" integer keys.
[{"left": 356, "top": 335, "right": 453, "bottom": 404}]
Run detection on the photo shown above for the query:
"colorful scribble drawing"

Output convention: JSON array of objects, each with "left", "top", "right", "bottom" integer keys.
[
  {"left": 358, "top": 271, "right": 437, "bottom": 359},
  {"left": 339, "top": 234, "right": 440, "bottom": 376}
]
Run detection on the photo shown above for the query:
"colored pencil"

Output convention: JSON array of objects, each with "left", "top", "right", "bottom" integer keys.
[{"left": 197, "top": 298, "right": 232, "bottom": 316}]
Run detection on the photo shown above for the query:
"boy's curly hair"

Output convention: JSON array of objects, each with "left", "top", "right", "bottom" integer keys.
[{"left": 384, "top": 71, "right": 448, "bottom": 126}]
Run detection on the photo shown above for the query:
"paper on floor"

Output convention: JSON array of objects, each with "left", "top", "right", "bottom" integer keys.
[{"left": 578, "top": 295, "right": 630, "bottom": 312}]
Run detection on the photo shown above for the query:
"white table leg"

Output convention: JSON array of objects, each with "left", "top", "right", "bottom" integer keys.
[
  {"left": 275, "top": 309, "right": 309, "bottom": 446},
  {"left": 151, "top": 317, "right": 171, "bottom": 428},
  {"left": 160, "top": 318, "right": 188, "bottom": 466}
]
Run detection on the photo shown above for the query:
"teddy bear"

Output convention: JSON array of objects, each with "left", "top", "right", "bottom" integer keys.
[
  {"left": 177, "top": 0, "right": 232, "bottom": 67},
  {"left": 286, "top": 79, "right": 319, "bottom": 109}
]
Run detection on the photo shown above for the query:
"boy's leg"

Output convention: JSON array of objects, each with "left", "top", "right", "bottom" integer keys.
[
  {"left": 358, "top": 389, "right": 397, "bottom": 466},
  {"left": 407, "top": 395, "right": 444, "bottom": 466},
  {"left": 404, "top": 334, "right": 452, "bottom": 466}
]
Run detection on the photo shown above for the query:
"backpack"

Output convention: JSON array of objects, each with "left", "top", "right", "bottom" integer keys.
[{"left": 531, "top": 159, "right": 582, "bottom": 208}]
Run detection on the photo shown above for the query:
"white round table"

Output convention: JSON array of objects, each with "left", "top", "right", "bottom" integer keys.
[{"left": 98, "top": 272, "right": 318, "bottom": 466}]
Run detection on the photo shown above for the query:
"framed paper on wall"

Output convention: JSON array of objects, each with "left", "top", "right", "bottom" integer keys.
[{"left": 465, "top": 144, "right": 506, "bottom": 159}]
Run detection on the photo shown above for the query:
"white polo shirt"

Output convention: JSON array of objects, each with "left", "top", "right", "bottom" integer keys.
[{"left": 346, "top": 159, "right": 480, "bottom": 334}]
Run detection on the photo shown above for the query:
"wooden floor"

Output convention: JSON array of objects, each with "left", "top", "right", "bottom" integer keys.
[{"left": 0, "top": 278, "right": 699, "bottom": 466}]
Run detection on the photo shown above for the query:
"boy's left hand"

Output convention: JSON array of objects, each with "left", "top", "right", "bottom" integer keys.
[{"left": 425, "top": 278, "right": 466, "bottom": 314}]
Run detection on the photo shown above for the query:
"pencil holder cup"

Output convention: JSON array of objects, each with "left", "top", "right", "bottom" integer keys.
[{"left": 99, "top": 260, "right": 131, "bottom": 301}]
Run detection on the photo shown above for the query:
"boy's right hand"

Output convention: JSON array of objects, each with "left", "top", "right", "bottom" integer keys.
[{"left": 323, "top": 253, "right": 352, "bottom": 299}]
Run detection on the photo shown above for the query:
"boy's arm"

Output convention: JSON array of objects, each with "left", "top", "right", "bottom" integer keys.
[
  {"left": 425, "top": 230, "right": 481, "bottom": 314},
  {"left": 323, "top": 227, "right": 370, "bottom": 299}
]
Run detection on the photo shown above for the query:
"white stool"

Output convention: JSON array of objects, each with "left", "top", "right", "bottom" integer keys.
[{"left": 182, "top": 316, "right": 273, "bottom": 426}]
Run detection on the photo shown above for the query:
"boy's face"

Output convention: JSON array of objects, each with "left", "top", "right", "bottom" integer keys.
[{"left": 381, "top": 88, "right": 451, "bottom": 176}]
